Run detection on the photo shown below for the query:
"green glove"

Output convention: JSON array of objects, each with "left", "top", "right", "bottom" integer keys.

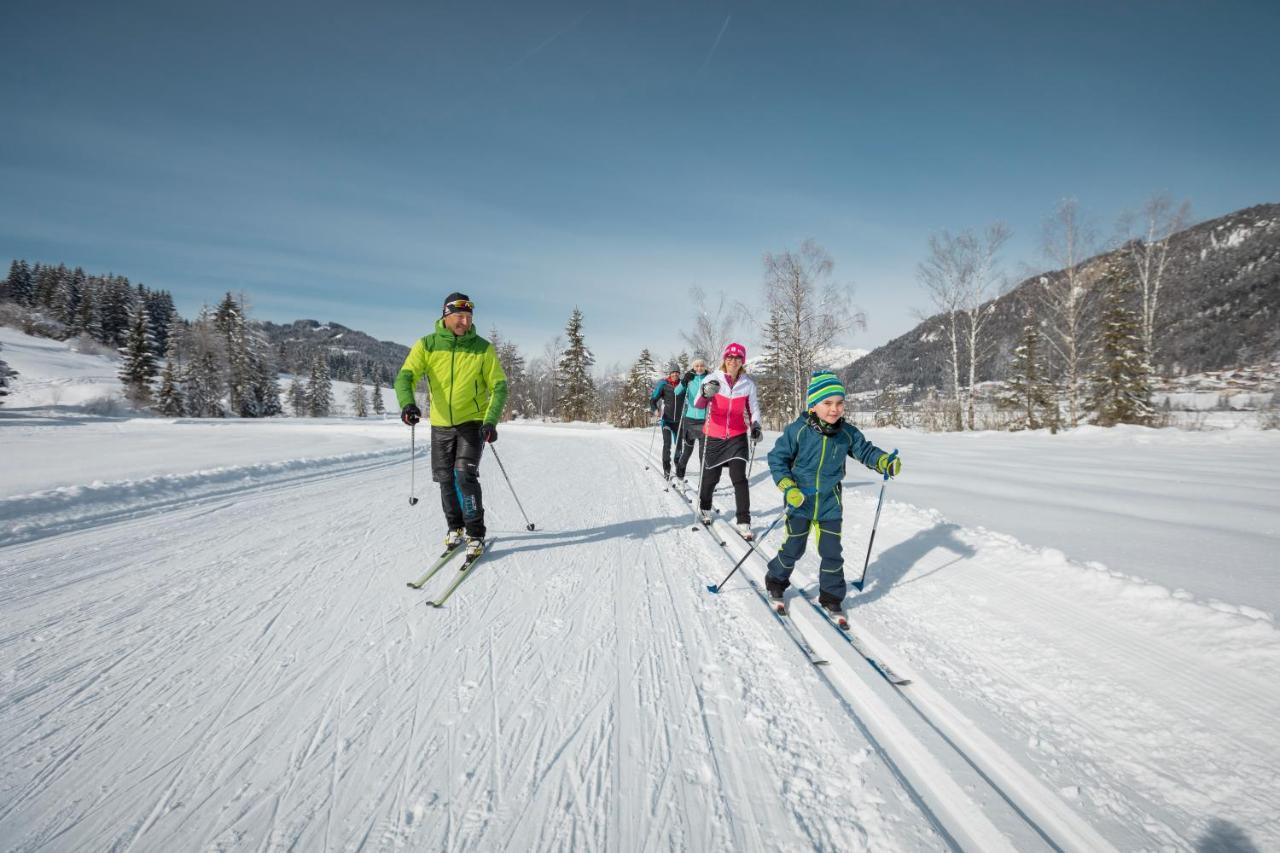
[
  {"left": 778, "top": 477, "right": 805, "bottom": 508},
  {"left": 876, "top": 453, "right": 902, "bottom": 477}
]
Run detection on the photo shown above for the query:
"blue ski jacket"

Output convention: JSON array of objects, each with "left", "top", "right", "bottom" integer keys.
[
  {"left": 680, "top": 373, "right": 708, "bottom": 422},
  {"left": 767, "top": 414, "right": 888, "bottom": 522}
]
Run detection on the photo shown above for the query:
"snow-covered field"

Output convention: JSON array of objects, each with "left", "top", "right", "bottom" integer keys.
[{"left": 2, "top": 327, "right": 1279, "bottom": 851}]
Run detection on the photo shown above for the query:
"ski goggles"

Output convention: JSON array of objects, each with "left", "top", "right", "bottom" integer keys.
[{"left": 443, "top": 298, "right": 475, "bottom": 316}]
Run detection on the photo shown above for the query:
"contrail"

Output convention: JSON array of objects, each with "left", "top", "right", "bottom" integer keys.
[
  {"left": 699, "top": 13, "right": 732, "bottom": 73},
  {"left": 513, "top": 9, "right": 592, "bottom": 68}
]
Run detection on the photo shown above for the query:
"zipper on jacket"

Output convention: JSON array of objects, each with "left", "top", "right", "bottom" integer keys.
[
  {"left": 449, "top": 336, "right": 457, "bottom": 425},
  {"left": 814, "top": 434, "right": 828, "bottom": 523}
]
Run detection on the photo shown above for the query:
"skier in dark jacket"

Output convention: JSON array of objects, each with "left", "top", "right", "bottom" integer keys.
[
  {"left": 764, "top": 371, "right": 902, "bottom": 618},
  {"left": 649, "top": 362, "right": 684, "bottom": 477}
]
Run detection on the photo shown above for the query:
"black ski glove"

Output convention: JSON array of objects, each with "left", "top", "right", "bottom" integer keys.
[
  {"left": 750, "top": 422, "right": 763, "bottom": 442},
  {"left": 401, "top": 403, "right": 422, "bottom": 426},
  {"left": 481, "top": 423, "right": 498, "bottom": 444},
  {"left": 701, "top": 380, "right": 720, "bottom": 398},
  {"left": 682, "top": 370, "right": 695, "bottom": 387}
]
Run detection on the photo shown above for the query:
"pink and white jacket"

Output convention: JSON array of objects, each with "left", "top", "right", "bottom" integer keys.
[{"left": 693, "top": 370, "right": 762, "bottom": 439}]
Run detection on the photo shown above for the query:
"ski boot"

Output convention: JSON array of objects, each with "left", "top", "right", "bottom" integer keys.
[
  {"left": 767, "top": 584, "right": 786, "bottom": 614},
  {"left": 444, "top": 528, "right": 465, "bottom": 549},
  {"left": 699, "top": 509, "right": 713, "bottom": 526},
  {"left": 822, "top": 602, "right": 849, "bottom": 630},
  {"left": 735, "top": 522, "right": 754, "bottom": 541},
  {"left": 464, "top": 536, "right": 485, "bottom": 560}
]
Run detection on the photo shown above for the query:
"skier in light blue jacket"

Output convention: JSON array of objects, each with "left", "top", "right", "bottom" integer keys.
[{"left": 673, "top": 357, "right": 709, "bottom": 481}]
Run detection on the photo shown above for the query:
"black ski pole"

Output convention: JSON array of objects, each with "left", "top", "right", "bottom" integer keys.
[
  {"left": 854, "top": 448, "right": 897, "bottom": 591},
  {"left": 644, "top": 399, "right": 662, "bottom": 470},
  {"left": 490, "top": 444, "right": 536, "bottom": 531},
  {"left": 409, "top": 422, "right": 419, "bottom": 506},
  {"left": 707, "top": 512, "right": 786, "bottom": 593}
]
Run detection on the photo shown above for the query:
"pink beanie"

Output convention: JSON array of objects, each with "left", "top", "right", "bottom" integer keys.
[{"left": 723, "top": 342, "right": 746, "bottom": 360}]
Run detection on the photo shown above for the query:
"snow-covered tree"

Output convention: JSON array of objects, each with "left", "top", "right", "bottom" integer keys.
[
  {"left": 1087, "top": 263, "right": 1154, "bottom": 427},
  {"left": 490, "top": 327, "right": 533, "bottom": 420},
  {"left": 998, "top": 308, "right": 1057, "bottom": 431},
  {"left": 555, "top": 308, "right": 595, "bottom": 422},
  {"left": 307, "top": 353, "right": 333, "bottom": 417},
  {"left": 183, "top": 313, "right": 227, "bottom": 418},
  {"left": 214, "top": 292, "right": 253, "bottom": 416},
  {"left": 350, "top": 373, "right": 369, "bottom": 417},
  {"left": 118, "top": 302, "right": 158, "bottom": 408},
  {"left": 0, "top": 342, "right": 16, "bottom": 406},
  {"left": 615, "top": 348, "right": 657, "bottom": 428},
  {"left": 3, "top": 259, "right": 34, "bottom": 305},
  {"left": 371, "top": 377, "right": 385, "bottom": 415},
  {"left": 288, "top": 377, "right": 307, "bottom": 417},
  {"left": 156, "top": 359, "right": 185, "bottom": 416}
]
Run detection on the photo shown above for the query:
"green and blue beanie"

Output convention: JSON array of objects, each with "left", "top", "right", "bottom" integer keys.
[{"left": 806, "top": 370, "right": 845, "bottom": 409}]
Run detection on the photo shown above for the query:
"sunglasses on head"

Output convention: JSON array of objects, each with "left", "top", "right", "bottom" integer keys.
[{"left": 444, "top": 299, "right": 474, "bottom": 312}]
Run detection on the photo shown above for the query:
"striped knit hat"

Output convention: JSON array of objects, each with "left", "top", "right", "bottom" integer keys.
[{"left": 806, "top": 370, "right": 845, "bottom": 409}]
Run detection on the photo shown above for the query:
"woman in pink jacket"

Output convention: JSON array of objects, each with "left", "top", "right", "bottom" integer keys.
[{"left": 693, "top": 342, "right": 763, "bottom": 540}]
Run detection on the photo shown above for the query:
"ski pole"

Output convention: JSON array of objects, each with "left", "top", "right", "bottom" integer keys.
[
  {"left": 489, "top": 444, "right": 536, "bottom": 531},
  {"left": 644, "top": 399, "right": 662, "bottom": 470},
  {"left": 854, "top": 448, "right": 897, "bottom": 591},
  {"left": 692, "top": 407, "right": 712, "bottom": 530},
  {"left": 707, "top": 512, "right": 786, "bottom": 593},
  {"left": 409, "top": 422, "right": 419, "bottom": 506}
]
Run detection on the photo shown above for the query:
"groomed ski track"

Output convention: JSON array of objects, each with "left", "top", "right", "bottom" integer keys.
[{"left": 2, "top": 422, "right": 1277, "bottom": 851}]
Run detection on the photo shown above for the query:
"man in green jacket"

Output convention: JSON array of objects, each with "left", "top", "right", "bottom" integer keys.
[{"left": 395, "top": 293, "right": 508, "bottom": 557}]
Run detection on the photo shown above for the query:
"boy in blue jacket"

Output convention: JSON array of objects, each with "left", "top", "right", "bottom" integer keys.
[{"left": 765, "top": 371, "right": 902, "bottom": 618}]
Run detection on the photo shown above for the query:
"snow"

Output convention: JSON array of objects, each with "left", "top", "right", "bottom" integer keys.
[{"left": 3, "top": 328, "right": 1279, "bottom": 850}]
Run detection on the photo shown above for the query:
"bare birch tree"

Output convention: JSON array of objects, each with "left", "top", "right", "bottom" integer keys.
[
  {"left": 1041, "top": 198, "right": 1099, "bottom": 428},
  {"left": 680, "top": 287, "right": 742, "bottom": 362},
  {"left": 1117, "top": 194, "right": 1189, "bottom": 371},
  {"left": 760, "top": 240, "right": 865, "bottom": 416},
  {"left": 916, "top": 231, "right": 971, "bottom": 430},
  {"left": 961, "top": 223, "right": 1011, "bottom": 429}
]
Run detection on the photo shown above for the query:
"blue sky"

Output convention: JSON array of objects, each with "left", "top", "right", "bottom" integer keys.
[{"left": 2, "top": 0, "right": 1278, "bottom": 369}]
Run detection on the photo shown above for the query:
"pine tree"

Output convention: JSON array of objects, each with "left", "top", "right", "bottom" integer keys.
[
  {"left": 4, "top": 260, "right": 35, "bottom": 305},
  {"left": 350, "top": 374, "right": 369, "bottom": 417},
  {"left": 99, "top": 275, "right": 134, "bottom": 347},
  {"left": 307, "top": 353, "right": 333, "bottom": 417},
  {"left": 288, "top": 376, "right": 307, "bottom": 417},
  {"left": 0, "top": 342, "right": 16, "bottom": 406},
  {"left": 754, "top": 303, "right": 792, "bottom": 428},
  {"left": 615, "top": 349, "right": 657, "bottom": 428},
  {"left": 146, "top": 290, "right": 177, "bottom": 354},
  {"left": 118, "top": 302, "right": 159, "bottom": 407},
  {"left": 1088, "top": 264, "right": 1155, "bottom": 427},
  {"left": 371, "top": 378, "right": 385, "bottom": 415},
  {"left": 998, "top": 309, "right": 1057, "bottom": 431},
  {"left": 183, "top": 311, "right": 226, "bottom": 418},
  {"left": 156, "top": 359, "right": 185, "bottom": 416},
  {"left": 74, "top": 282, "right": 100, "bottom": 341},
  {"left": 215, "top": 292, "right": 254, "bottom": 416},
  {"left": 490, "top": 326, "right": 532, "bottom": 419},
  {"left": 555, "top": 308, "right": 596, "bottom": 422}
]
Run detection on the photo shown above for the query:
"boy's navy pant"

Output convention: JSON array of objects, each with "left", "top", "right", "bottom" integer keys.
[{"left": 765, "top": 516, "right": 845, "bottom": 606}]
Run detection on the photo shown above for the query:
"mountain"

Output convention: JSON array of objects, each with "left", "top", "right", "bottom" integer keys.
[
  {"left": 260, "top": 319, "right": 409, "bottom": 386},
  {"left": 845, "top": 203, "right": 1280, "bottom": 395}
]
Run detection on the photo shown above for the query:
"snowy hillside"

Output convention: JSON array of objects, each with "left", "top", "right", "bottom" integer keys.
[
  {"left": 0, "top": 325, "right": 394, "bottom": 417},
  {"left": 1, "top": 411, "right": 1277, "bottom": 850}
]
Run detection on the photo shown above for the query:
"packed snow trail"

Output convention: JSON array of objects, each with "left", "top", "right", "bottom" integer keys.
[
  {"left": 0, "top": 425, "right": 945, "bottom": 851},
  {"left": 626, "top": 428, "right": 1280, "bottom": 851}
]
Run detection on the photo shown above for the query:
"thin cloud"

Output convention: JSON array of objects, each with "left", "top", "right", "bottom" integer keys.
[{"left": 699, "top": 14, "right": 732, "bottom": 73}]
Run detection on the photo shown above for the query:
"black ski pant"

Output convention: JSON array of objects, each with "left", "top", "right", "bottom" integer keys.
[
  {"left": 431, "top": 421, "right": 486, "bottom": 538},
  {"left": 675, "top": 420, "right": 704, "bottom": 478},
  {"left": 698, "top": 435, "right": 750, "bottom": 523},
  {"left": 766, "top": 516, "right": 846, "bottom": 607},
  {"left": 658, "top": 418, "right": 679, "bottom": 474}
]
